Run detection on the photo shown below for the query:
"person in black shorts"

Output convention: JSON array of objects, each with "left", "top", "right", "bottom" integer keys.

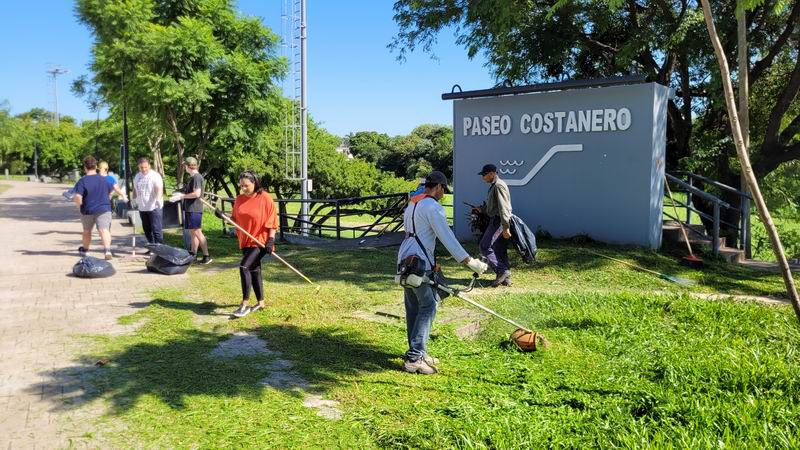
[{"left": 170, "top": 157, "right": 212, "bottom": 264}]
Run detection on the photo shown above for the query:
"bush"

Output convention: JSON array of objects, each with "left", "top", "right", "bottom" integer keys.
[{"left": 751, "top": 217, "right": 800, "bottom": 261}]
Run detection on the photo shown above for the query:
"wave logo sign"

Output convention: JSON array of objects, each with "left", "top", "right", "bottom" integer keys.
[
  {"left": 501, "top": 144, "right": 583, "bottom": 186},
  {"left": 498, "top": 160, "right": 524, "bottom": 175}
]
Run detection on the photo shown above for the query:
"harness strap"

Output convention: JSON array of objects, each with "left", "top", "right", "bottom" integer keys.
[{"left": 409, "top": 196, "right": 436, "bottom": 269}]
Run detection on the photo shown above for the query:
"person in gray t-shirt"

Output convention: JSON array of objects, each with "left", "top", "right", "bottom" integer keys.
[
  {"left": 398, "top": 171, "right": 488, "bottom": 375},
  {"left": 170, "top": 157, "right": 212, "bottom": 264}
]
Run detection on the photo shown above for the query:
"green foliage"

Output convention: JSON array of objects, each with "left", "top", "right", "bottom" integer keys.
[
  {"left": 347, "top": 131, "right": 390, "bottom": 164},
  {"left": 0, "top": 103, "right": 31, "bottom": 174},
  {"left": 348, "top": 124, "right": 454, "bottom": 181},
  {"left": 752, "top": 215, "right": 800, "bottom": 261},
  {"left": 0, "top": 104, "right": 86, "bottom": 175},
  {"left": 761, "top": 160, "right": 800, "bottom": 214},
  {"left": 391, "top": 0, "right": 800, "bottom": 213},
  {"left": 76, "top": 0, "right": 286, "bottom": 182}
]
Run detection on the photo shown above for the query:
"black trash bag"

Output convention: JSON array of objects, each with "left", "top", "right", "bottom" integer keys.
[
  {"left": 73, "top": 256, "right": 116, "bottom": 278},
  {"left": 145, "top": 243, "right": 193, "bottom": 275}
]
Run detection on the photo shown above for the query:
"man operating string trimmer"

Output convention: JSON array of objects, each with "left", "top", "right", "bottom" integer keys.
[{"left": 396, "top": 171, "right": 489, "bottom": 375}]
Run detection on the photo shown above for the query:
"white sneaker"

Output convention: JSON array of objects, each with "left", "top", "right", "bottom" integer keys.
[{"left": 231, "top": 305, "right": 251, "bottom": 318}]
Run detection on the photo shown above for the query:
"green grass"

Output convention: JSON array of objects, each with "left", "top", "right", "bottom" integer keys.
[
  {"left": 3, "top": 174, "right": 33, "bottom": 181},
  {"left": 62, "top": 211, "right": 800, "bottom": 448}
]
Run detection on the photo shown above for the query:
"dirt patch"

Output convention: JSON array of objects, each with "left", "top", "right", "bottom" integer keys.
[{"left": 210, "top": 333, "right": 343, "bottom": 420}]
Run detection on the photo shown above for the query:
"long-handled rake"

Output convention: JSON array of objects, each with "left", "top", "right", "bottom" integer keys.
[
  {"left": 585, "top": 249, "right": 694, "bottom": 286},
  {"left": 198, "top": 197, "right": 318, "bottom": 288},
  {"left": 664, "top": 175, "right": 704, "bottom": 269}
]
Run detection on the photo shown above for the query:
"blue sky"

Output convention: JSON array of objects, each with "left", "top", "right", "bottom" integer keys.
[{"left": 0, "top": 1, "right": 496, "bottom": 136}]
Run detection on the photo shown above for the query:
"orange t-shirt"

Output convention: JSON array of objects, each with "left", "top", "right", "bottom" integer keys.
[{"left": 232, "top": 191, "right": 279, "bottom": 249}]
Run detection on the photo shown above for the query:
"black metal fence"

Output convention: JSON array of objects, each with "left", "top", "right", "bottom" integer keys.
[{"left": 204, "top": 192, "right": 410, "bottom": 241}]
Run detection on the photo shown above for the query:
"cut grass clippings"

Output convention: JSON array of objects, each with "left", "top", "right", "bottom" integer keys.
[{"left": 57, "top": 211, "right": 800, "bottom": 448}]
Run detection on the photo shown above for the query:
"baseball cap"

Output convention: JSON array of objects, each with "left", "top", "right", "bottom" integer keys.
[
  {"left": 425, "top": 171, "right": 451, "bottom": 193},
  {"left": 478, "top": 164, "right": 497, "bottom": 175},
  {"left": 183, "top": 156, "right": 198, "bottom": 167}
]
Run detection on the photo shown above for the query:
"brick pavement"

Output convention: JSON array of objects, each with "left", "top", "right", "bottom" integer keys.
[{"left": 0, "top": 180, "right": 187, "bottom": 449}]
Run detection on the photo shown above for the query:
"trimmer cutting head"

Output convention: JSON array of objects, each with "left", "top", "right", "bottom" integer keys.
[{"left": 510, "top": 329, "right": 549, "bottom": 352}]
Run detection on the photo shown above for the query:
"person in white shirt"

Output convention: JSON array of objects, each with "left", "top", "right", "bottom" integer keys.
[
  {"left": 133, "top": 157, "right": 164, "bottom": 245},
  {"left": 397, "top": 170, "right": 488, "bottom": 375}
]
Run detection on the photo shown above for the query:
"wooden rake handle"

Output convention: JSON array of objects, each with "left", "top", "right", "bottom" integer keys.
[{"left": 198, "top": 197, "right": 316, "bottom": 286}]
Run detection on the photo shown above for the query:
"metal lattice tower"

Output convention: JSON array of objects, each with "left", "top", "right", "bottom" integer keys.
[
  {"left": 281, "top": 0, "right": 309, "bottom": 232},
  {"left": 282, "top": 0, "right": 302, "bottom": 181},
  {"left": 46, "top": 66, "right": 68, "bottom": 127}
]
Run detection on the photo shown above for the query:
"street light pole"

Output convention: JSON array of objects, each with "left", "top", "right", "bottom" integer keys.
[{"left": 46, "top": 67, "right": 68, "bottom": 127}]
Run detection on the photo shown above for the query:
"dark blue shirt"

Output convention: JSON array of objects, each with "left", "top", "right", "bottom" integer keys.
[{"left": 74, "top": 174, "right": 112, "bottom": 215}]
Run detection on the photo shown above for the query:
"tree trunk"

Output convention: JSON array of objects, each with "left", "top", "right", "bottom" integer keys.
[
  {"left": 165, "top": 109, "right": 185, "bottom": 185},
  {"left": 737, "top": 9, "right": 750, "bottom": 255},
  {"left": 147, "top": 132, "right": 165, "bottom": 178},
  {"left": 700, "top": 0, "right": 800, "bottom": 322}
]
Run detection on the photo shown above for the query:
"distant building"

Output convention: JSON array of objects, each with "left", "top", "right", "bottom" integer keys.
[{"left": 336, "top": 140, "right": 353, "bottom": 159}]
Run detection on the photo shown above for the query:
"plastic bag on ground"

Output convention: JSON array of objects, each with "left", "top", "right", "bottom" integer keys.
[
  {"left": 73, "top": 256, "right": 116, "bottom": 278},
  {"left": 145, "top": 243, "right": 193, "bottom": 275}
]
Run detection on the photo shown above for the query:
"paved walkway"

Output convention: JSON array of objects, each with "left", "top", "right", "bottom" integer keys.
[{"left": 0, "top": 180, "right": 187, "bottom": 449}]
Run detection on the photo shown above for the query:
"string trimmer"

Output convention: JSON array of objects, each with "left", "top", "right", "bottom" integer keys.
[{"left": 397, "top": 265, "right": 548, "bottom": 351}]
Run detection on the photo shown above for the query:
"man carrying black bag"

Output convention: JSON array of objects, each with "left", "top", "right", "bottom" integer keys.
[{"left": 396, "top": 171, "right": 488, "bottom": 375}]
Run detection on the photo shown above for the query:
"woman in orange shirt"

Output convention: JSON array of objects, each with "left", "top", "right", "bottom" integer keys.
[{"left": 230, "top": 171, "right": 279, "bottom": 318}]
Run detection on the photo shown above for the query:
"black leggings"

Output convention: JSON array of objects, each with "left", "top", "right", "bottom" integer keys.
[{"left": 240, "top": 246, "right": 269, "bottom": 301}]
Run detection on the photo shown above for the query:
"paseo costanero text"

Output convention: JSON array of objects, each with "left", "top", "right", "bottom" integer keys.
[{"left": 462, "top": 108, "right": 633, "bottom": 136}]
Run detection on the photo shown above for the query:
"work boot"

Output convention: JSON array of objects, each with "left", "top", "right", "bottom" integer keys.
[
  {"left": 491, "top": 271, "right": 511, "bottom": 287},
  {"left": 403, "top": 358, "right": 438, "bottom": 375},
  {"left": 501, "top": 275, "right": 512, "bottom": 287}
]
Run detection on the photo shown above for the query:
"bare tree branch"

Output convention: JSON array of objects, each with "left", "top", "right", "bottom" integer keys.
[
  {"left": 749, "top": 0, "right": 800, "bottom": 85},
  {"left": 764, "top": 51, "right": 800, "bottom": 147}
]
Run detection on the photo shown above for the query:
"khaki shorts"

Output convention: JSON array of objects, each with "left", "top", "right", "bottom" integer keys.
[{"left": 81, "top": 212, "right": 112, "bottom": 232}]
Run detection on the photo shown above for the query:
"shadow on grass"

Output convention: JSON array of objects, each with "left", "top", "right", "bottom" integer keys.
[
  {"left": 31, "top": 324, "right": 397, "bottom": 415},
  {"left": 173, "top": 215, "right": 791, "bottom": 296}
]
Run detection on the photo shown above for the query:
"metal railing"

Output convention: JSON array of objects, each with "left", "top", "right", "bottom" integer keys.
[
  {"left": 275, "top": 193, "right": 408, "bottom": 240},
  {"left": 664, "top": 172, "right": 752, "bottom": 257},
  {"left": 205, "top": 192, "right": 410, "bottom": 241}
]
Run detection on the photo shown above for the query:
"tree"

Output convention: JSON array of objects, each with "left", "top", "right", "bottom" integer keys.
[
  {"left": 700, "top": 0, "right": 800, "bottom": 321},
  {"left": 348, "top": 131, "right": 391, "bottom": 164},
  {"left": 391, "top": 0, "right": 800, "bottom": 239},
  {"left": 0, "top": 102, "right": 31, "bottom": 174},
  {"left": 10, "top": 109, "right": 84, "bottom": 175},
  {"left": 76, "top": 0, "right": 286, "bottom": 184},
  {"left": 349, "top": 125, "right": 454, "bottom": 181}
]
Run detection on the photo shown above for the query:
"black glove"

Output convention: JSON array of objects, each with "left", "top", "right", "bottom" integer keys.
[
  {"left": 265, "top": 237, "right": 275, "bottom": 254},
  {"left": 214, "top": 209, "right": 224, "bottom": 219}
]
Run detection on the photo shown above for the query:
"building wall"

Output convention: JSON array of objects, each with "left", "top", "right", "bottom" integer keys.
[{"left": 452, "top": 82, "right": 670, "bottom": 249}]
